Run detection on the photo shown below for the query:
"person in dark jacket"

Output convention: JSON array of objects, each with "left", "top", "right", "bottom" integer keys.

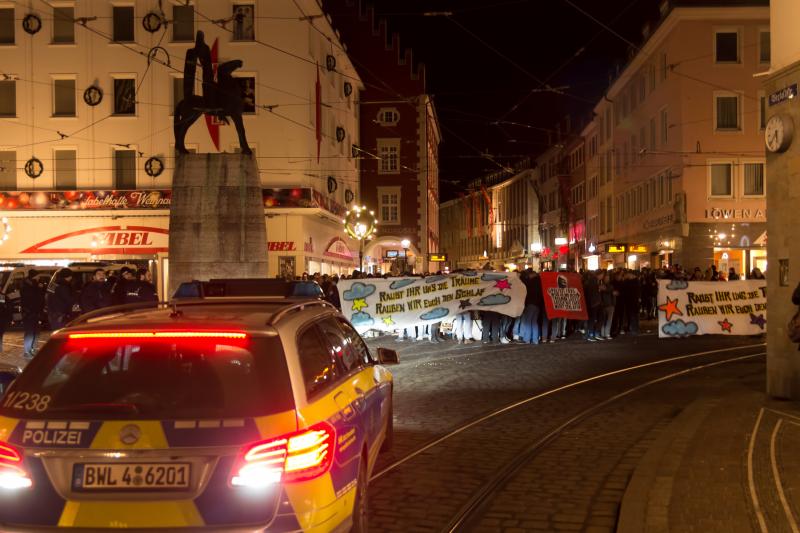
[
  {"left": 112, "top": 267, "right": 135, "bottom": 305},
  {"left": 80, "top": 268, "right": 112, "bottom": 313},
  {"left": 21, "top": 270, "right": 45, "bottom": 358},
  {"left": 623, "top": 271, "right": 641, "bottom": 335},
  {"left": 325, "top": 275, "right": 341, "bottom": 310},
  {"left": 598, "top": 271, "right": 616, "bottom": 339},
  {"left": 46, "top": 268, "right": 77, "bottom": 330},
  {"left": 122, "top": 268, "right": 158, "bottom": 304},
  {"left": 583, "top": 271, "right": 602, "bottom": 341},
  {"left": 520, "top": 270, "right": 543, "bottom": 344}
]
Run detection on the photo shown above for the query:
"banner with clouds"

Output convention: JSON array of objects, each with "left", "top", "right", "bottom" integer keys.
[
  {"left": 657, "top": 279, "right": 767, "bottom": 338},
  {"left": 338, "top": 272, "right": 527, "bottom": 332}
]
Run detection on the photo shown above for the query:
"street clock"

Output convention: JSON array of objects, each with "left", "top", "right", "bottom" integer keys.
[{"left": 765, "top": 114, "right": 794, "bottom": 153}]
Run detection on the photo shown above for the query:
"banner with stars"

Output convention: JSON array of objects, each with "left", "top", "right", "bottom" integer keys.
[
  {"left": 657, "top": 279, "right": 767, "bottom": 338},
  {"left": 338, "top": 272, "right": 527, "bottom": 333}
]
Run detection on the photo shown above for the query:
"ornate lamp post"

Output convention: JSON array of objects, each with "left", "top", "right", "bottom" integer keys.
[
  {"left": 343, "top": 205, "right": 377, "bottom": 273},
  {"left": 400, "top": 238, "right": 411, "bottom": 273}
]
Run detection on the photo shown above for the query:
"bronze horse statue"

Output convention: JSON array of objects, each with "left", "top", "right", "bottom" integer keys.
[{"left": 174, "top": 31, "right": 252, "bottom": 155}]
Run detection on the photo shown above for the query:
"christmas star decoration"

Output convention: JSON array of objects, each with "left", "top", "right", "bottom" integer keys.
[
  {"left": 351, "top": 298, "right": 368, "bottom": 312},
  {"left": 459, "top": 299, "right": 471, "bottom": 310},
  {"left": 749, "top": 313, "right": 766, "bottom": 330},
  {"left": 718, "top": 318, "right": 733, "bottom": 333},
  {"left": 658, "top": 297, "right": 683, "bottom": 321},
  {"left": 494, "top": 279, "right": 511, "bottom": 291},
  {"left": 382, "top": 316, "right": 395, "bottom": 326}
]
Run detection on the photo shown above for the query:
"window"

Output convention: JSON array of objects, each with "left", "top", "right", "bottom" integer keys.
[
  {"left": 715, "top": 93, "right": 740, "bottom": 130},
  {"left": 639, "top": 127, "right": 645, "bottom": 158},
  {"left": 630, "top": 85, "right": 637, "bottom": 112},
  {"left": 622, "top": 93, "right": 629, "bottom": 117},
  {"left": 337, "top": 319, "right": 371, "bottom": 368},
  {"left": 53, "top": 78, "right": 76, "bottom": 117},
  {"left": 660, "top": 52, "right": 668, "bottom": 81},
  {"left": 743, "top": 162, "right": 765, "bottom": 196},
  {"left": 649, "top": 178, "right": 656, "bottom": 209},
  {"left": 317, "top": 317, "right": 360, "bottom": 375},
  {"left": 297, "top": 325, "right": 337, "bottom": 398},
  {"left": 171, "top": 76, "right": 183, "bottom": 114},
  {"left": 112, "top": 6, "right": 134, "bottom": 42},
  {"left": 649, "top": 64, "right": 656, "bottom": 92},
  {"left": 599, "top": 200, "right": 605, "bottom": 233},
  {"left": 715, "top": 30, "right": 739, "bottom": 63},
  {"left": 53, "top": 7, "right": 74, "bottom": 44},
  {"left": 54, "top": 149, "right": 76, "bottom": 190},
  {"left": 234, "top": 75, "right": 256, "bottom": 114},
  {"left": 649, "top": 118, "right": 656, "bottom": 151},
  {"left": 377, "top": 107, "right": 399, "bottom": 125},
  {"left": 588, "top": 176, "right": 597, "bottom": 199},
  {"left": 606, "top": 152, "right": 612, "bottom": 182},
  {"left": 605, "top": 108, "right": 611, "bottom": 139},
  {"left": 0, "top": 79, "right": 15, "bottom": 117},
  {"left": 0, "top": 151, "right": 15, "bottom": 190},
  {"left": 113, "top": 78, "right": 136, "bottom": 115},
  {"left": 658, "top": 174, "right": 665, "bottom": 204},
  {"left": 759, "top": 91, "right": 766, "bottom": 130},
  {"left": 172, "top": 4, "right": 194, "bottom": 42},
  {"left": 759, "top": 30, "right": 770, "bottom": 64},
  {"left": 710, "top": 163, "right": 733, "bottom": 197},
  {"left": 639, "top": 76, "right": 646, "bottom": 102},
  {"left": 377, "top": 138, "right": 400, "bottom": 174},
  {"left": 378, "top": 186, "right": 400, "bottom": 224},
  {"left": 232, "top": 4, "right": 254, "bottom": 41},
  {"left": 660, "top": 107, "right": 668, "bottom": 144},
  {"left": 0, "top": 7, "right": 13, "bottom": 44},
  {"left": 113, "top": 149, "right": 136, "bottom": 189},
  {"left": 606, "top": 196, "right": 612, "bottom": 232}
]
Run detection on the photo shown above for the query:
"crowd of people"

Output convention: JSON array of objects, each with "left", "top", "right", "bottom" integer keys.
[
  {"left": 302, "top": 263, "right": 766, "bottom": 345},
  {"left": 18, "top": 266, "right": 157, "bottom": 359}
]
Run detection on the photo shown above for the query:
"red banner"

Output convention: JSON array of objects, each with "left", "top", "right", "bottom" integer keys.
[{"left": 540, "top": 272, "right": 588, "bottom": 320}]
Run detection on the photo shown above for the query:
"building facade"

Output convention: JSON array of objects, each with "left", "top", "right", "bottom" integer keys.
[
  {"left": 0, "top": 0, "right": 364, "bottom": 292},
  {"left": 325, "top": 0, "right": 441, "bottom": 274},
  {"left": 439, "top": 160, "right": 540, "bottom": 271},
  {"left": 586, "top": 0, "right": 769, "bottom": 274}
]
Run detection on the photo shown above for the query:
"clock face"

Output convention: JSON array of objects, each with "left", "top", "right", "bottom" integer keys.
[{"left": 765, "top": 114, "right": 793, "bottom": 153}]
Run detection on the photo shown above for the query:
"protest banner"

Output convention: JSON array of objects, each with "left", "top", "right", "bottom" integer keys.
[
  {"left": 657, "top": 279, "right": 767, "bottom": 337},
  {"left": 540, "top": 272, "right": 588, "bottom": 320},
  {"left": 338, "top": 272, "right": 526, "bottom": 332}
]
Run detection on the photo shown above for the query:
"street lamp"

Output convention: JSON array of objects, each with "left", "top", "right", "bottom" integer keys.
[
  {"left": 343, "top": 205, "right": 377, "bottom": 273},
  {"left": 400, "top": 238, "right": 411, "bottom": 273}
]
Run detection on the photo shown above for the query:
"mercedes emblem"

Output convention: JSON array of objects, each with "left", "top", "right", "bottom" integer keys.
[{"left": 119, "top": 424, "right": 141, "bottom": 445}]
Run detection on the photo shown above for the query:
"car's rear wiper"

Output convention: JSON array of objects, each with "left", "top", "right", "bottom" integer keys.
[{"left": 46, "top": 402, "right": 141, "bottom": 414}]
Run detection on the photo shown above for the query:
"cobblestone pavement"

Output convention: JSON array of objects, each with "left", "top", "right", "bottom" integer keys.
[{"left": 362, "top": 327, "right": 765, "bottom": 532}]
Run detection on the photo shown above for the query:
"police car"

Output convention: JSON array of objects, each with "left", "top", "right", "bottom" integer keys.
[{"left": 0, "top": 288, "right": 397, "bottom": 531}]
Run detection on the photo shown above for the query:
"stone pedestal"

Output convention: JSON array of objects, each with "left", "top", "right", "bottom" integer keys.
[{"left": 168, "top": 153, "right": 267, "bottom": 295}]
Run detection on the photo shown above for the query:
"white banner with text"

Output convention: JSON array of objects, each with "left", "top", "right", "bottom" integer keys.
[{"left": 339, "top": 272, "right": 527, "bottom": 332}]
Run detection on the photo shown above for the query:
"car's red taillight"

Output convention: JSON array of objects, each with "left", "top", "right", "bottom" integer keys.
[
  {"left": 0, "top": 441, "right": 32, "bottom": 490},
  {"left": 230, "top": 423, "right": 335, "bottom": 488}
]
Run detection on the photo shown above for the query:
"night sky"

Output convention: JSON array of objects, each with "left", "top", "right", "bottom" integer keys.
[{"left": 326, "top": 0, "right": 661, "bottom": 200}]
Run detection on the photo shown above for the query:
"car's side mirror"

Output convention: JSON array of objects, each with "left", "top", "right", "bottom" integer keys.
[
  {"left": 0, "top": 370, "right": 19, "bottom": 395},
  {"left": 376, "top": 347, "right": 399, "bottom": 365}
]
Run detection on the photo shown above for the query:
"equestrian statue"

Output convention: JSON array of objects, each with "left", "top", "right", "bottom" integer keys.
[{"left": 174, "top": 31, "right": 252, "bottom": 155}]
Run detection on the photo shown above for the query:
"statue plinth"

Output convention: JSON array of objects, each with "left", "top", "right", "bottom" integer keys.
[{"left": 168, "top": 153, "right": 267, "bottom": 295}]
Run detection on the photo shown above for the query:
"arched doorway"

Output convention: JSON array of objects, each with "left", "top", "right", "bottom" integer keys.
[{"left": 363, "top": 236, "right": 421, "bottom": 275}]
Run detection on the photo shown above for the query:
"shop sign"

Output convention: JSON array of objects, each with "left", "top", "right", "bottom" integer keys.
[
  {"left": 629, "top": 245, "right": 648, "bottom": 253},
  {"left": 0, "top": 190, "right": 172, "bottom": 210},
  {"left": 323, "top": 237, "right": 354, "bottom": 262},
  {"left": 769, "top": 84, "right": 797, "bottom": 106},
  {"left": 21, "top": 226, "right": 169, "bottom": 254},
  {"left": 705, "top": 207, "right": 765, "bottom": 220},
  {"left": 268, "top": 241, "right": 296, "bottom": 251},
  {"left": 606, "top": 244, "right": 627, "bottom": 253},
  {"left": 429, "top": 254, "right": 447, "bottom": 262},
  {"left": 311, "top": 190, "right": 346, "bottom": 217},
  {"left": 304, "top": 238, "right": 314, "bottom": 253}
]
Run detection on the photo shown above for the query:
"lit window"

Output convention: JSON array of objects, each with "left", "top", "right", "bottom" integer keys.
[{"left": 377, "top": 139, "right": 400, "bottom": 174}]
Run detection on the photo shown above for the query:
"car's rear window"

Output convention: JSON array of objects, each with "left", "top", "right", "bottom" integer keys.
[{"left": 0, "top": 336, "right": 294, "bottom": 419}]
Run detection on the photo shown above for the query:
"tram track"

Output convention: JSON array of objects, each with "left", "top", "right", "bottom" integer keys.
[
  {"left": 442, "top": 350, "right": 765, "bottom": 532},
  {"left": 366, "top": 343, "right": 766, "bottom": 532}
]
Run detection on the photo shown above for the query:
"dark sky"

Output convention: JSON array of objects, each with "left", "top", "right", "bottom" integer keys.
[{"left": 326, "top": 0, "right": 662, "bottom": 200}]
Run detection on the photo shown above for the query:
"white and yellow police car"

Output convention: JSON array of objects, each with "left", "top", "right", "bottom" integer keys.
[{"left": 0, "top": 291, "right": 397, "bottom": 531}]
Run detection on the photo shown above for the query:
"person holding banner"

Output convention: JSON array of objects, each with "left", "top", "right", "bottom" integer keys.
[
  {"left": 519, "top": 270, "right": 542, "bottom": 344},
  {"left": 583, "top": 271, "right": 602, "bottom": 342},
  {"left": 599, "top": 271, "right": 616, "bottom": 340}
]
